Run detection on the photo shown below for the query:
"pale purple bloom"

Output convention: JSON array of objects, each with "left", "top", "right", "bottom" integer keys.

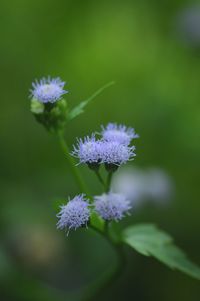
[
  {"left": 94, "top": 193, "right": 131, "bottom": 221},
  {"left": 31, "top": 76, "right": 68, "bottom": 103},
  {"left": 101, "top": 123, "right": 139, "bottom": 145},
  {"left": 57, "top": 195, "right": 90, "bottom": 233},
  {"left": 71, "top": 135, "right": 102, "bottom": 164},
  {"left": 100, "top": 141, "right": 136, "bottom": 166}
]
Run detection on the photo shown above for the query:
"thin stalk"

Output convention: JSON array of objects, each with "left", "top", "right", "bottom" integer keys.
[
  {"left": 81, "top": 227, "right": 126, "bottom": 301},
  {"left": 106, "top": 172, "right": 113, "bottom": 192},
  {"left": 57, "top": 132, "right": 89, "bottom": 195},
  {"left": 94, "top": 170, "right": 106, "bottom": 190}
]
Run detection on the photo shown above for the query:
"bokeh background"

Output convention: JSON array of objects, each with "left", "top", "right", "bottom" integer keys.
[{"left": 1, "top": 0, "right": 200, "bottom": 300}]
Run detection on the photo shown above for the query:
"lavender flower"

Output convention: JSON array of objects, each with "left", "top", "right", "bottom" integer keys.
[
  {"left": 57, "top": 195, "right": 90, "bottom": 233},
  {"left": 101, "top": 123, "right": 138, "bottom": 145},
  {"left": 71, "top": 135, "right": 102, "bottom": 165},
  {"left": 100, "top": 141, "right": 136, "bottom": 166},
  {"left": 94, "top": 192, "right": 131, "bottom": 221},
  {"left": 31, "top": 76, "right": 68, "bottom": 103}
]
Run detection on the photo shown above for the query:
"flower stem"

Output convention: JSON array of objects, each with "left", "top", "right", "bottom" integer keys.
[
  {"left": 82, "top": 228, "right": 126, "bottom": 301},
  {"left": 57, "top": 132, "right": 89, "bottom": 195},
  {"left": 94, "top": 170, "right": 106, "bottom": 190},
  {"left": 106, "top": 172, "right": 113, "bottom": 192}
]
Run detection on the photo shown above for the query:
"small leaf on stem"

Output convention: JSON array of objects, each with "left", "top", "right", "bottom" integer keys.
[{"left": 68, "top": 81, "right": 115, "bottom": 120}]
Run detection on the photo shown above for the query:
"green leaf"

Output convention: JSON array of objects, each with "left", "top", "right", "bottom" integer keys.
[
  {"left": 68, "top": 81, "right": 115, "bottom": 120},
  {"left": 122, "top": 223, "right": 200, "bottom": 280}
]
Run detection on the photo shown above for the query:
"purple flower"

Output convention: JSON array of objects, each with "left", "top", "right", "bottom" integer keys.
[
  {"left": 94, "top": 192, "right": 131, "bottom": 221},
  {"left": 101, "top": 123, "right": 139, "bottom": 145},
  {"left": 57, "top": 195, "right": 90, "bottom": 233},
  {"left": 100, "top": 141, "right": 136, "bottom": 166},
  {"left": 30, "top": 76, "right": 68, "bottom": 103},
  {"left": 71, "top": 135, "right": 102, "bottom": 164}
]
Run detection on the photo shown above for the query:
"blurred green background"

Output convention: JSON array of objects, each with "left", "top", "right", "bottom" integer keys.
[{"left": 0, "top": 0, "right": 200, "bottom": 300}]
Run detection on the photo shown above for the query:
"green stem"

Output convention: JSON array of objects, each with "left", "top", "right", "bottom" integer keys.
[
  {"left": 106, "top": 172, "right": 113, "bottom": 192},
  {"left": 94, "top": 170, "right": 106, "bottom": 190},
  {"left": 82, "top": 228, "right": 126, "bottom": 301},
  {"left": 57, "top": 132, "right": 89, "bottom": 195}
]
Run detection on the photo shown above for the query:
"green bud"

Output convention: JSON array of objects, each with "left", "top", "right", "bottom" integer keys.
[
  {"left": 30, "top": 98, "right": 44, "bottom": 114},
  {"left": 105, "top": 163, "right": 119, "bottom": 173},
  {"left": 31, "top": 98, "right": 69, "bottom": 133},
  {"left": 87, "top": 162, "right": 100, "bottom": 171}
]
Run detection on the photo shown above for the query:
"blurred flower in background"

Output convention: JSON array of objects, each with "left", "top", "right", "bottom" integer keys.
[
  {"left": 176, "top": 4, "right": 200, "bottom": 48},
  {"left": 112, "top": 166, "right": 174, "bottom": 208}
]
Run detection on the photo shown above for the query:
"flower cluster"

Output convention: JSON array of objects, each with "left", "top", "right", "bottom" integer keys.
[
  {"left": 57, "top": 193, "right": 131, "bottom": 233},
  {"left": 31, "top": 76, "right": 68, "bottom": 103},
  {"left": 57, "top": 122, "right": 138, "bottom": 233},
  {"left": 71, "top": 123, "right": 138, "bottom": 169}
]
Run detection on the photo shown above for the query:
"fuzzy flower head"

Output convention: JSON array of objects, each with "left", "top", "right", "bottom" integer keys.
[
  {"left": 100, "top": 141, "right": 136, "bottom": 166},
  {"left": 57, "top": 195, "right": 90, "bottom": 233},
  {"left": 31, "top": 76, "right": 68, "bottom": 103},
  {"left": 101, "top": 123, "right": 139, "bottom": 145},
  {"left": 94, "top": 192, "right": 131, "bottom": 221},
  {"left": 71, "top": 135, "right": 102, "bottom": 164}
]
